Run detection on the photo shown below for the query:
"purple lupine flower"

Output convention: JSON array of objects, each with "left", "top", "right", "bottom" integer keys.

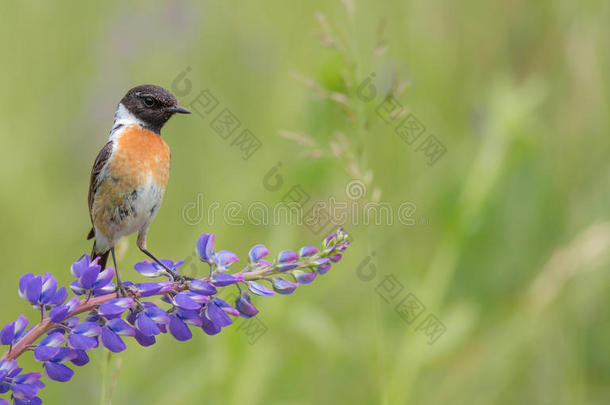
[
  {"left": 293, "top": 270, "right": 317, "bottom": 284},
  {"left": 172, "top": 291, "right": 208, "bottom": 311},
  {"left": 196, "top": 234, "right": 215, "bottom": 263},
  {"left": 168, "top": 314, "right": 192, "bottom": 341},
  {"left": 134, "top": 281, "right": 172, "bottom": 297},
  {"left": 323, "top": 233, "right": 337, "bottom": 248},
  {"left": 248, "top": 281, "right": 275, "bottom": 297},
  {"left": 100, "top": 318, "right": 135, "bottom": 353},
  {"left": 127, "top": 303, "right": 170, "bottom": 347},
  {"left": 18, "top": 273, "right": 67, "bottom": 310},
  {"left": 0, "top": 315, "right": 29, "bottom": 346},
  {"left": 134, "top": 260, "right": 184, "bottom": 278},
  {"left": 215, "top": 250, "right": 239, "bottom": 272},
  {"left": 187, "top": 280, "right": 217, "bottom": 296},
  {"left": 299, "top": 245, "right": 319, "bottom": 257},
  {"left": 68, "top": 322, "right": 102, "bottom": 351},
  {"left": 33, "top": 332, "right": 66, "bottom": 362},
  {"left": 276, "top": 249, "right": 299, "bottom": 272},
  {"left": 0, "top": 361, "right": 44, "bottom": 403},
  {"left": 235, "top": 291, "right": 259, "bottom": 318},
  {"left": 70, "top": 255, "right": 115, "bottom": 296},
  {"left": 201, "top": 298, "right": 234, "bottom": 335},
  {"left": 98, "top": 297, "right": 133, "bottom": 319},
  {"left": 248, "top": 244, "right": 269, "bottom": 264},
  {"left": 272, "top": 278, "right": 298, "bottom": 295},
  {"left": 211, "top": 273, "right": 241, "bottom": 287},
  {"left": 43, "top": 348, "right": 77, "bottom": 382},
  {"left": 48, "top": 297, "right": 80, "bottom": 323},
  {"left": 0, "top": 228, "right": 351, "bottom": 404}
]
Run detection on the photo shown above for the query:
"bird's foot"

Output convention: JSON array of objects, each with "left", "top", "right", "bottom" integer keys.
[{"left": 115, "top": 282, "right": 138, "bottom": 298}]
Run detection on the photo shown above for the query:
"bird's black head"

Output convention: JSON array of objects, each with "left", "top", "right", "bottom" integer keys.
[{"left": 119, "top": 84, "right": 190, "bottom": 134}]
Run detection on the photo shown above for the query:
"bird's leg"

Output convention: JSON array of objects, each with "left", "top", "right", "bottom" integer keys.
[
  {"left": 110, "top": 247, "right": 135, "bottom": 297},
  {"left": 137, "top": 232, "right": 189, "bottom": 282},
  {"left": 139, "top": 247, "right": 188, "bottom": 281}
]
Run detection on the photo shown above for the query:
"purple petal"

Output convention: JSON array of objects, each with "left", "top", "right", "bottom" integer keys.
[
  {"left": 70, "top": 256, "right": 90, "bottom": 278},
  {"left": 272, "top": 278, "right": 298, "bottom": 295},
  {"left": 70, "top": 350, "right": 90, "bottom": 367},
  {"left": 40, "top": 273, "right": 58, "bottom": 303},
  {"left": 14, "top": 315, "right": 29, "bottom": 337},
  {"left": 68, "top": 334, "right": 97, "bottom": 351},
  {"left": 26, "top": 276, "right": 42, "bottom": 304},
  {"left": 299, "top": 245, "right": 319, "bottom": 257},
  {"left": 136, "top": 282, "right": 171, "bottom": 297},
  {"left": 316, "top": 262, "right": 332, "bottom": 275},
  {"left": 248, "top": 244, "right": 269, "bottom": 263},
  {"left": 275, "top": 263, "right": 298, "bottom": 272},
  {"left": 176, "top": 309, "right": 202, "bottom": 327},
  {"left": 135, "top": 313, "right": 160, "bottom": 336},
  {"left": 211, "top": 273, "right": 238, "bottom": 287},
  {"left": 98, "top": 303, "right": 127, "bottom": 317},
  {"left": 73, "top": 322, "right": 102, "bottom": 337},
  {"left": 188, "top": 280, "right": 217, "bottom": 296},
  {"left": 144, "top": 306, "right": 170, "bottom": 325},
  {"left": 70, "top": 280, "right": 85, "bottom": 296},
  {"left": 38, "top": 332, "right": 65, "bottom": 348},
  {"left": 201, "top": 315, "right": 221, "bottom": 335},
  {"left": 44, "top": 362, "right": 74, "bottom": 382},
  {"left": 34, "top": 346, "right": 60, "bottom": 362},
  {"left": 248, "top": 281, "right": 275, "bottom": 297},
  {"left": 18, "top": 274, "right": 34, "bottom": 300},
  {"left": 134, "top": 330, "right": 156, "bottom": 347},
  {"left": 94, "top": 267, "right": 115, "bottom": 288},
  {"left": 80, "top": 265, "right": 100, "bottom": 290},
  {"left": 169, "top": 315, "right": 192, "bottom": 341},
  {"left": 213, "top": 298, "right": 240, "bottom": 317},
  {"left": 278, "top": 249, "right": 298, "bottom": 263},
  {"left": 173, "top": 292, "right": 202, "bottom": 311},
  {"left": 293, "top": 270, "right": 317, "bottom": 284},
  {"left": 134, "top": 261, "right": 166, "bottom": 277},
  {"left": 205, "top": 302, "right": 232, "bottom": 327},
  {"left": 107, "top": 318, "right": 136, "bottom": 337},
  {"left": 0, "top": 322, "right": 15, "bottom": 345},
  {"left": 329, "top": 254, "right": 342, "bottom": 263},
  {"left": 196, "top": 233, "right": 215, "bottom": 262},
  {"left": 49, "top": 287, "right": 68, "bottom": 306},
  {"left": 324, "top": 233, "right": 337, "bottom": 247},
  {"left": 216, "top": 250, "right": 239, "bottom": 268},
  {"left": 101, "top": 328, "right": 126, "bottom": 353},
  {"left": 235, "top": 293, "right": 259, "bottom": 318}
]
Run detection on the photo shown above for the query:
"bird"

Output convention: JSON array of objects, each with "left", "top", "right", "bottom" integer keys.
[{"left": 87, "top": 84, "right": 191, "bottom": 293}]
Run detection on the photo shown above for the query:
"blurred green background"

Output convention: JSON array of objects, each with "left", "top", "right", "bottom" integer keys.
[{"left": 0, "top": 0, "right": 609, "bottom": 404}]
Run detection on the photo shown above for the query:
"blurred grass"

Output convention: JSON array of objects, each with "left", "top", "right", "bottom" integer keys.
[{"left": 0, "top": 0, "right": 609, "bottom": 404}]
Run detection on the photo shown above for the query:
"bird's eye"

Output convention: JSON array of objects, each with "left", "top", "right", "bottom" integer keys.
[{"left": 143, "top": 97, "right": 156, "bottom": 107}]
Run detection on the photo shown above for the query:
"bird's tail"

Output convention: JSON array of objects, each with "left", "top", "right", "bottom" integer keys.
[{"left": 91, "top": 245, "right": 110, "bottom": 270}]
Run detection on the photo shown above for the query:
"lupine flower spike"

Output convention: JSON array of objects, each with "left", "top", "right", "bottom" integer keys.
[{"left": 0, "top": 228, "right": 350, "bottom": 404}]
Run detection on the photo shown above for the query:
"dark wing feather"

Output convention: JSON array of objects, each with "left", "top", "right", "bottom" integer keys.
[{"left": 87, "top": 141, "right": 113, "bottom": 239}]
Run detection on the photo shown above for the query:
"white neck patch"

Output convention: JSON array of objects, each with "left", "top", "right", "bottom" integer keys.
[{"left": 109, "top": 103, "right": 144, "bottom": 140}]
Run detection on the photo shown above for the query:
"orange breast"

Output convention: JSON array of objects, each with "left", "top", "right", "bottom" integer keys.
[{"left": 108, "top": 124, "right": 170, "bottom": 188}]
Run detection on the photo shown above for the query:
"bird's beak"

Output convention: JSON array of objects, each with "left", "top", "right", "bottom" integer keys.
[{"left": 169, "top": 106, "right": 191, "bottom": 114}]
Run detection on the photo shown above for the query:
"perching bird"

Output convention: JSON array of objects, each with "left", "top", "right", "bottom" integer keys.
[{"left": 87, "top": 84, "right": 190, "bottom": 292}]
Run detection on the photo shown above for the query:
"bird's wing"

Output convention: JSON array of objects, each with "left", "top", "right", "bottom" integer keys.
[{"left": 87, "top": 141, "right": 114, "bottom": 239}]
